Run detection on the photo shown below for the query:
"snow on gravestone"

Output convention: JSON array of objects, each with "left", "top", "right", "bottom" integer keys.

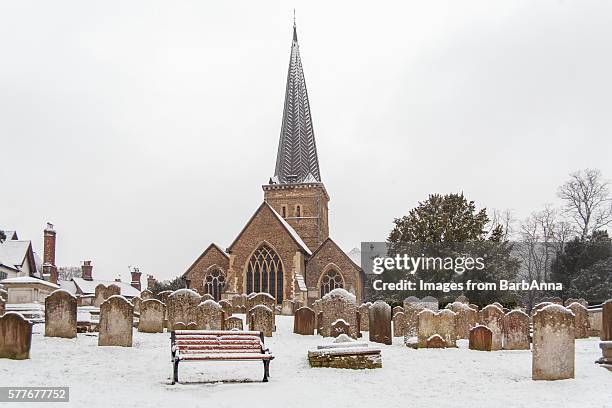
[
  {"left": 393, "top": 312, "right": 406, "bottom": 337},
  {"left": 248, "top": 305, "right": 274, "bottom": 337},
  {"left": 225, "top": 316, "right": 243, "bottom": 331},
  {"left": 140, "top": 289, "right": 154, "bottom": 301},
  {"left": 358, "top": 303, "right": 371, "bottom": 332},
  {"left": 219, "top": 300, "right": 233, "bottom": 318},
  {"left": 98, "top": 295, "right": 133, "bottom": 347},
  {"left": 45, "top": 289, "right": 77, "bottom": 339},
  {"left": 455, "top": 295, "right": 470, "bottom": 305},
  {"left": 294, "top": 307, "right": 316, "bottom": 335},
  {"left": 567, "top": 302, "right": 590, "bottom": 339},
  {"left": 426, "top": 334, "right": 447, "bottom": 348},
  {"left": 446, "top": 302, "right": 478, "bottom": 339},
  {"left": 320, "top": 288, "right": 358, "bottom": 339},
  {"left": 200, "top": 293, "right": 214, "bottom": 302},
  {"left": 0, "top": 312, "right": 32, "bottom": 360},
  {"left": 331, "top": 319, "right": 351, "bottom": 337},
  {"left": 106, "top": 284, "right": 121, "bottom": 298},
  {"left": 480, "top": 304, "right": 505, "bottom": 351},
  {"left": 532, "top": 304, "right": 575, "bottom": 380},
  {"left": 196, "top": 299, "right": 224, "bottom": 330},
  {"left": 437, "top": 309, "right": 457, "bottom": 347},
  {"left": 502, "top": 310, "right": 530, "bottom": 350},
  {"left": 416, "top": 309, "right": 437, "bottom": 348},
  {"left": 369, "top": 300, "right": 392, "bottom": 345},
  {"left": 167, "top": 289, "right": 201, "bottom": 329},
  {"left": 247, "top": 293, "right": 276, "bottom": 328},
  {"left": 564, "top": 298, "right": 588, "bottom": 308},
  {"left": 93, "top": 284, "right": 107, "bottom": 307},
  {"left": 469, "top": 325, "right": 492, "bottom": 351},
  {"left": 132, "top": 296, "right": 142, "bottom": 314},
  {"left": 392, "top": 306, "right": 404, "bottom": 317},
  {"left": 138, "top": 299, "right": 165, "bottom": 333},
  {"left": 603, "top": 299, "right": 612, "bottom": 341}
]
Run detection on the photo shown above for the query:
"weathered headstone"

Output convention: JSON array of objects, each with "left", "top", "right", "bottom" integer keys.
[
  {"left": 247, "top": 292, "right": 276, "bottom": 311},
  {"left": 106, "top": 284, "right": 121, "bottom": 298},
  {"left": 186, "top": 322, "right": 198, "bottom": 330},
  {"left": 532, "top": 304, "right": 575, "bottom": 380},
  {"left": 437, "top": 309, "right": 457, "bottom": 347},
  {"left": 567, "top": 302, "right": 590, "bottom": 339},
  {"left": 603, "top": 299, "right": 612, "bottom": 341},
  {"left": 173, "top": 322, "right": 187, "bottom": 330},
  {"left": 456, "top": 295, "right": 470, "bottom": 305},
  {"left": 138, "top": 299, "right": 165, "bottom": 333},
  {"left": 200, "top": 293, "right": 214, "bottom": 302},
  {"left": 0, "top": 296, "right": 5, "bottom": 316},
  {"left": 166, "top": 289, "right": 201, "bottom": 330},
  {"left": 480, "top": 304, "right": 504, "bottom": 350},
  {"left": 225, "top": 316, "right": 243, "bottom": 331},
  {"left": 45, "top": 289, "right": 77, "bottom": 339},
  {"left": 469, "top": 325, "right": 492, "bottom": 351},
  {"left": 132, "top": 296, "right": 142, "bottom": 313},
  {"left": 446, "top": 301, "right": 478, "bottom": 339},
  {"left": 317, "top": 311, "right": 323, "bottom": 335},
  {"left": 93, "top": 283, "right": 107, "bottom": 307},
  {"left": 0, "top": 313, "right": 32, "bottom": 359},
  {"left": 98, "top": 296, "right": 133, "bottom": 347},
  {"left": 281, "top": 299, "right": 294, "bottom": 316},
  {"left": 417, "top": 309, "right": 437, "bottom": 348},
  {"left": 420, "top": 296, "right": 439, "bottom": 311},
  {"left": 369, "top": 300, "right": 392, "bottom": 345},
  {"left": 320, "top": 288, "right": 358, "bottom": 338},
  {"left": 357, "top": 303, "right": 371, "bottom": 332},
  {"left": 140, "top": 289, "right": 154, "bottom": 301},
  {"left": 502, "top": 310, "right": 530, "bottom": 350},
  {"left": 248, "top": 305, "right": 274, "bottom": 337},
  {"left": 426, "top": 334, "right": 447, "bottom": 348},
  {"left": 393, "top": 312, "right": 406, "bottom": 337},
  {"left": 196, "top": 299, "right": 224, "bottom": 330},
  {"left": 294, "top": 307, "right": 316, "bottom": 335},
  {"left": 331, "top": 319, "right": 351, "bottom": 337},
  {"left": 403, "top": 297, "right": 424, "bottom": 337},
  {"left": 392, "top": 306, "right": 404, "bottom": 317},
  {"left": 157, "top": 290, "right": 172, "bottom": 304},
  {"left": 219, "top": 299, "right": 233, "bottom": 319}
]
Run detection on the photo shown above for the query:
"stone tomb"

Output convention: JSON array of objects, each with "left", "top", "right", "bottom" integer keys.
[
  {"left": 196, "top": 299, "right": 224, "bottom": 330},
  {"left": 138, "top": 299, "right": 165, "bottom": 333},
  {"left": 248, "top": 305, "right": 274, "bottom": 337},
  {"left": 567, "top": 302, "right": 590, "bottom": 339},
  {"left": 294, "top": 307, "right": 316, "bottom": 335},
  {"left": 45, "top": 289, "right": 77, "bottom": 339},
  {"left": 469, "top": 325, "right": 493, "bottom": 351},
  {"left": 166, "top": 289, "right": 201, "bottom": 329},
  {"left": 532, "top": 304, "right": 575, "bottom": 380},
  {"left": 480, "top": 304, "right": 505, "bottom": 350},
  {"left": 225, "top": 316, "right": 243, "bottom": 331},
  {"left": 308, "top": 334, "right": 382, "bottom": 369},
  {"left": 369, "top": 300, "right": 392, "bottom": 345},
  {"left": 502, "top": 310, "right": 530, "bottom": 350},
  {"left": 0, "top": 312, "right": 33, "bottom": 359},
  {"left": 320, "top": 288, "right": 359, "bottom": 339},
  {"left": 98, "top": 296, "right": 134, "bottom": 347}
]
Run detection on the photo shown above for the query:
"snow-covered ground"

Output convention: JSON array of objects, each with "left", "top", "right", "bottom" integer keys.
[{"left": 2, "top": 315, "right": 610, "bottom": 408}]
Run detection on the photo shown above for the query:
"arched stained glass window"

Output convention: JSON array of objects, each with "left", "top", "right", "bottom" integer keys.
[
  {"left": 320, "top": 269, "right": 344, "bottom": 297},
  {"left": 203, "top": 268, "right": 226, "bottom": 301},
  {"left": 247, "top": 244, "right": 283, "bottom": 304}
]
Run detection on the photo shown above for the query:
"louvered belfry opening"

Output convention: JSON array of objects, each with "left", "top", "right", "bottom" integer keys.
[
  {"left": 246, "top": 244, "right": 284, "bottom": 304},
  {"left": 273, "top": 22, "right": 321, "bottom": 185}
]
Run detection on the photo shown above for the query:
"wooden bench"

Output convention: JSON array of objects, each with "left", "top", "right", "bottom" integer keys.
[{"left": 170, "top": 330, "right": 274, "bottom": 384}]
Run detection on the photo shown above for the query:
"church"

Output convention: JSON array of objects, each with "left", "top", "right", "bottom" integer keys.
[{"left": 183, "top": 22, "right": 364, "bottom": 307}]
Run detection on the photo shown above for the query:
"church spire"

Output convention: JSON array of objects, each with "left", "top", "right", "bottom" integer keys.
[{"left": 272, "top": 18, "right": 321, "bottom": 185}]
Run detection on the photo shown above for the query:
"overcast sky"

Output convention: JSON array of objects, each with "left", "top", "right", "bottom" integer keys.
[{"left": 1, "top": 1, "right": 611, "bottom": 283}]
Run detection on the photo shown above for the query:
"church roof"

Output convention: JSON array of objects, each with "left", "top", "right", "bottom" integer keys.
[{"left": 272, "top": 22, "right": 321, "bottom": 185}]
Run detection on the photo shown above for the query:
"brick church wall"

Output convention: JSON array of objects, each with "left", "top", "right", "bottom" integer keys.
[{"left": 183, "top": 246, "right": 229, "bottom": 295}]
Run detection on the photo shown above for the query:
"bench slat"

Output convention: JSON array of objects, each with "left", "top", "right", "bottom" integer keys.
[{"left": 177, "top": 353, "right": 274, "bottom": 361}]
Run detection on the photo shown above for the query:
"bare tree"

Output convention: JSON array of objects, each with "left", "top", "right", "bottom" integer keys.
[
  {"left": 488, "top": 208, "right": 516, "bottom": 240},
  {"left": 558, "top": 168, "right": 612, "bottom": 240},
  {"left": 58, "top": 266, "right": 82, "bottom": 281}
]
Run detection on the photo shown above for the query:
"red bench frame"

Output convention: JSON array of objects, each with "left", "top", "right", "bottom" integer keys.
[{"left": 170, "top": 330, "right": 274, "bottom": 384}]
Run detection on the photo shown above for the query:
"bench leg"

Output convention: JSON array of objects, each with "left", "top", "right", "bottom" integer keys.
[
  {"left": 172, "top": 360, "right": 179, "bottom": 384},
  {"left": 263, "top": 360, "right": 270, "bottom": 382}
]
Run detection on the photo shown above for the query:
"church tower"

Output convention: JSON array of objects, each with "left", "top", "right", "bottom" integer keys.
[{"left": 263, "top": 21, "right": 329, "bottom": 251}]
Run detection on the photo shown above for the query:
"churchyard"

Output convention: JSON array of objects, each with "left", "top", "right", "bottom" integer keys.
[{"left": 0, "top": 289, "right": 610, "bottom": 408}]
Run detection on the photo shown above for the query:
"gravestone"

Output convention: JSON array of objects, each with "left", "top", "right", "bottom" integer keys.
[
  {"left": 247, "top": 292, "right": 276, "bottom": 311},
  {"left": 106, "top": 284, "right": 121, "bottom": 298},
  {"left": 603, "top": 299, "right": 612, "bottom": 341},
  {"left": 469, "top": 325, "right": 492, "bottom": 351},
  {"left": 138, "top": 299, "right": 165, "bottom": 333},
  {"left": 248, "top": 305, "right": 274, "bottom": 337},
  {"left": 531, "top": 302, "right": 553, "bottom": 315},
  {"left": 281, "top": 299, "right": 294, "bottom": 316},
  {"left": 98, "top": 296, "right": 133, "bottom": 347},
  {"left": 45, "top": 290, "right": 77, "bottom": 339},
  {"left": 294, "top": 307, "right": 316, "bottom": 335},
  {"left": 565, "top": 298, "right": 588, "bottom": 308},
  {"left": 392, "top": 306, "right": 404, "bottom": 317},
  {"left": 502, "top": 310, "right": 530, "bottom": 350},
  {"left": 480, "top": 304, "right": 504, "bottom": 350},
  {"left": 417, "top": 309, "right": 437, "bottom": 348},
  {"left": 357, "top": 303, "right": 371, "bottom": 332},
  {"left": 0, "top": 296, "right": 5, "bottom": 316},
  {"left": 317, "top": 311, "right": 323, "bottom": 335},
  {"left": 331, "top": 319, "right": 351, "bottom": 337},
  {"left": 320, "top": 288, "right": 358, "bottom": 338},
  {"left": 426, "top": 334, "right": 447, "bottom": 348},
  {"left": 132, "top": 296, "right": 142, "bottom": 313},
  {"left": 219, "top": 300, "right": 233, "bottom": 318},
  {"left": 186, "top": 322, "right": 198, "bottom": 330},
  {"left": 196, "top": 299, "right": 224, "bottom": 330},
  {"left": 437, "top": 309, "right": 457, "bottom": 347},
  {"left": 532, "top": 304, "right": 575, "bottom": 380},
  {"left": 369, "top": 300, "right": 392, "bottom": 345},
  {"left": 420, "top": 296, "right": 439, "bottom": 311},
  {"left": 173, "top": 322, "right": 187, "bottom": 330},
  {"left": 140, "top": 289, "right": 153, "bottom": 301},
  {"left": 446, "top": 301, "right": 478, "bottom": 339},
  {"left": 393, "top": 312, "right": 406, "bottom": 337},
  {"left": 200, "top": 293, "right": 214, "bottom": 302},
  {"left": 225, "top": 316, "right": 243, "bottom": 331},
  {"left": 456, "top": 295, "right": 470, "bottom": 305},
  {"left": 567, "top": 302, "right": 590, "bottom": 339},
  {"left": 0, "top": 313, "right": 33, "bottom": 359},
  {"left": 403, "top": 297, "right": 424, "bottom": 337},
  {"left": 93, "top": 284, "right": 107, "bottom": 307},
  {"left": 157, "top": 290, "right": 172, "bottom": 304},
  {"left": 166, "top": 289, "right": 201, "bottom": 329}
]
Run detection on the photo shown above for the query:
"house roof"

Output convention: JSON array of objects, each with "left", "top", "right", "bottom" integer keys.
[
  {"left": 72, "top": 277, "right": 140, "bottom": 297},
  {"left": 0, "top": 240, "right": 33, "bottom": 271},
  {"left": 0, "top": 276, "right": 60, "bottom": 289},
  {"left": 227, "top": 201, "right": 311, "bottom": 255}
]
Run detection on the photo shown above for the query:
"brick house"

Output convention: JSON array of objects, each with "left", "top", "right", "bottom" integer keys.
[{"left": 183, "top": 22, "right": 364, "bottom": 306}]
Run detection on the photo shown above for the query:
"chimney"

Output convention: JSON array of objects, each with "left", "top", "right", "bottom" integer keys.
[
  {"left": 43, "top": 223, "right": 58, "bottom": 284},
  {"left": 130, "top": 268, "right": 142, "bottom": 291},
  {"left": 147, "top": 275, "right": 156, "bottom": 290},
  {"left": 81, "top": 260, "right": 93, "bottom": 281}
]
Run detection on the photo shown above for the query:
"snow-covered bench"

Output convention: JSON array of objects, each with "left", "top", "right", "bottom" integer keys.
[{"left": 170, "top": 330, "right": 274, "bottom": 384}]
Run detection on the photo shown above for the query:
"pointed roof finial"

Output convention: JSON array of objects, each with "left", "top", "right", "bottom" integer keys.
[{"left": 293, "top": 8, "right": 296, "bottom": 27}]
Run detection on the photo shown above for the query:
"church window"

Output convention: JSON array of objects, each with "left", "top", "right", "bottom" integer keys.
[
  {"left": 296, "top": 205, "right": 301, "bottom": 217},
  {"left": 203, "top": 268, "right": 226, "bottom": 301},
  {"left": 320, "top": 269, "right": 344, "bottom": 297},
  {"left": 281, "top": 206, "right": 287, "bottom": 218},
  {"left": 247, "top": 244, "right": 283, "bottom": 303}
]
